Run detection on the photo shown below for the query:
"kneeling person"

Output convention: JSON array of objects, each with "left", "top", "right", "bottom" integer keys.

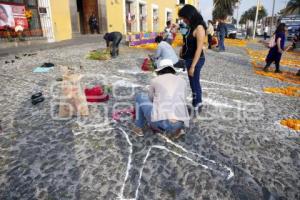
[
  {"left": 152, "top": 36, "right": 184, "bottom": 70},
  {"left": 133, "top": 59, "right": 190, "bottom": 138},
  {"left": 103, "top": 32, "right": 122, "bottom": 58}
]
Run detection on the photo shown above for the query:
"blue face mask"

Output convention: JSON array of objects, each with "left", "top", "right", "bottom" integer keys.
[
  {"left": 180, "top": 27, "right": 189, "bottom": 35},
  {"left": 179, "top": 22, "right": 189, "bottom": 35}
]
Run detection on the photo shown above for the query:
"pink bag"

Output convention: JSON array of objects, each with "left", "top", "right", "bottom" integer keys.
[{"left": 268, "top": 35, "right": 276, "bottom": 48}]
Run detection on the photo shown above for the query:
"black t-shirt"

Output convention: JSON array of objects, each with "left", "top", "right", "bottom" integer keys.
[{"left": 182, "top": 29, "right": 204, "bottom": 60}]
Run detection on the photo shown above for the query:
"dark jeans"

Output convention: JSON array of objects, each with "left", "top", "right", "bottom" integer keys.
[
  {"left": 208, "top": 34, "right": 212, "bottom": 49},
  {"left": 111, "top": 35, "right": 122, "bottom": 57},
  {"left": 219, "top": 34, "right": 225, "bottom": 51},
  {"left": 185, "top": 57, "right": 205, "bottom": 107},
  {"left": 263, "top": 32, "right": 267, "bottom": 40},
  {"left": 90, "top": 25, "right": 99, "bottom": 34},
  {"left": 265, "top": 58, "right": 281, "bottom": 71},
  {"left": 135, "top": 93, "right": 184, "bottom": 134},
  {"left": 265, "top": 49, "right": 282, "bottom": 71}
]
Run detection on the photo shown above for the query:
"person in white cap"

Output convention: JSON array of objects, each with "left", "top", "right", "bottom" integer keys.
[{"left": 132, "top": 59, "right": 190, "bottom": 139}]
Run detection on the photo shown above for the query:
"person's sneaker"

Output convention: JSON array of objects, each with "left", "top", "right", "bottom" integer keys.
[
  {"left": 172, "top": 129, "right": 185, "bottom": 140},
  {"left": 194, "top": 103, "right": 203, "bottom": 113},
  {"left": 274, "top": 70, "right": 282, "bottom": 73},
  {"left": 263, "top": 66, "right": 269, "bottom": 72},
  {"left": 129, "top": 123, "right": 144, "bottom": 137}
]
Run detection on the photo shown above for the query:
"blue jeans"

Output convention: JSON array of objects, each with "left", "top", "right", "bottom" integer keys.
[
  {"left": 219, "top": 34, "right": 225, "bottom": 51},
  {"left": 135, "top": 93, "right": 184, "bottom": 134},
  {"left": 185, "top": 57, "right": 205, "bottom": 107}
]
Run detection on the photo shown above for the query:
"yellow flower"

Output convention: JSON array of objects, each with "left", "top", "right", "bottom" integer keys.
[{"left": 25, "top": 10, "right": 33, "bottom": 19}]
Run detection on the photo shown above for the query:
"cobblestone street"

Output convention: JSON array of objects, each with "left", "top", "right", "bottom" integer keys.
[{"left": 0, "top": 38, "right": 299, "bottom": 200}]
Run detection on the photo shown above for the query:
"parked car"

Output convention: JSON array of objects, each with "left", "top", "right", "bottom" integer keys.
[
  {"left": 287, "top": 24, "right": 300, "bottom": 40},
  {"left": 225, "top": 24, "right": 237, "bottom": 39},
  {"left": 281, "top": 15, "right": 300, "bottom": 40}
]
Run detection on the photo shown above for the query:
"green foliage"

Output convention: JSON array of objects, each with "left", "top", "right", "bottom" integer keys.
[
  {"left": 87, "top": 50, "right": 111, "bottom": 60},
  {"left": 239, "top": 5, "right": 268, "bottom": 24},
  {"left": 213, "top": 0, "right": 240, "bottom": 20},
  {"left": 282, "top": 0, "right": 300, "bottom": 15}
]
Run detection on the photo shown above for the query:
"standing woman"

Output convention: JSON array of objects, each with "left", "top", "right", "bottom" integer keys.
[
  {"left": 178, "top": 5, "right": 207, "bottom": 112},
  {"left": 264, "top": 23, "right": 287, "bottom": 73}
]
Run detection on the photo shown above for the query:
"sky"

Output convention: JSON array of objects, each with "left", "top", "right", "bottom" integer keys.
[{"left": 199, "top": 0, "right": 288, "bottom": 22}]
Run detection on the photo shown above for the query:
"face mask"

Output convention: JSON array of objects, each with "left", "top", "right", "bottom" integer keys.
[{"left": 180, "top": 27, "right": 189, "bottom": 35}]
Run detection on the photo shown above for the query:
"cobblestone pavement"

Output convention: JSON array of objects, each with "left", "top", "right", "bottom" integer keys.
[{"left": 0, "top": 39, "right": 299, "bottom": 200}]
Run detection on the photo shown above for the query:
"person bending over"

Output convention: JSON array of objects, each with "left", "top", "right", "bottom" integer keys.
[{"left": 103, "top": 32, "right": 122, "bottom": 58}]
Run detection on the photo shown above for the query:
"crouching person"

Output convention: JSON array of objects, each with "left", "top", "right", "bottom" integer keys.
[
  {"left": 132, "top": 59, "right": 190, "bottom": 139},
  {"left": 150, "top": 36, "right": 185, "bottom": 71}
]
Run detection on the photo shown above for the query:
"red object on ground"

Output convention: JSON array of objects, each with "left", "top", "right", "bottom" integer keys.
[
  {"left": 112, "top": 108, "right": 136, "bottom": 121},
  {"left": 142, "top": 58, "right": 151, "bottom": 71},
  {"left": 85, "top": 86, "right": 109, "bottom": 102}
]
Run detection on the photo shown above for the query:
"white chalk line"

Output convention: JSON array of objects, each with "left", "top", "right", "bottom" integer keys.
[
  {"left": 158, "top": 133, "right": 234, "bottom": 180},
  {"left": 201, "top": 79, "right": 262, "bottom": 94},
  {"left": 73, "top": 126, "right": 234, "bottom": 200}
]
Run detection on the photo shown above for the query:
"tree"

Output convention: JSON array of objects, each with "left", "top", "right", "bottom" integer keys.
[
  {"left": 239, "top": 6, "right": 267, "bottom": 29},
  {"left": 213, "top": 6, "right": 228, "bottom": 20},
  {"left": 213, "top": 0, "right": 239, "bottom": 11},
  {"left": 239, "top": 11, "right": 249, "bottom": 25},
  {"left": 282, "top": 0, "right": 300, "bottom": 15},
  {"left": 247, "top": 6, "right": 268, "bottom": 22},
  {"left": 212, "top": 0, "right": 239, "bottom": 20}
]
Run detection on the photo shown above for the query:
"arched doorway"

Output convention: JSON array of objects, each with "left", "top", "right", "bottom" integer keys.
[{"left": 76, "top": 0, "right": 99, "bottom": 34}]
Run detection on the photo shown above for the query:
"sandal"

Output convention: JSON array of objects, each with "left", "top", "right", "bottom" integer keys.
[
  {"left": 32, "top": 96, "right": 45, "bottom": 105},
  {"left": 31, "top": 92, "right": 43, "bottom": 100}
]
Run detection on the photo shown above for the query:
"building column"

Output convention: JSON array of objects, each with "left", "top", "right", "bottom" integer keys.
[
  {"left": 69, "top": 0, "right": 80, "bottom": 36},
  {"left": 98, "top": 0, "right": 107, "bottom": 33},
  {"left": 38, "top": 0, "right": 55, "bottom": 42}
]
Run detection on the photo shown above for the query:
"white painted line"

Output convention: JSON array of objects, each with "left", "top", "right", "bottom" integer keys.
[{"left": 75, "top": 125, "right": 234, "bottom": 200}]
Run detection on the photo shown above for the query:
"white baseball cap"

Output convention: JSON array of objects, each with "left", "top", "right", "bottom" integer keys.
[{"left": 155, "top": 59, "right": 175, "bottom": 72}]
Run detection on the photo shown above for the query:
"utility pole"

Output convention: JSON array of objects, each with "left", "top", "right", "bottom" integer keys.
[
  {"left": 253, "top": 0, "right": 260, "bottom": 39},
  {"left": 270, "top": 0, "right": 276, "bottom": 36},
  {"left": 235, "top": 1, "right": 240, "bottom": 30}
]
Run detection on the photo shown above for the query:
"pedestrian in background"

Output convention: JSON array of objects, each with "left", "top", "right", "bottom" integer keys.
[
  {"left": 264, "top": 26, "right": 269, "bottom": 40},
  {"left": 207, "top": 20, "right": 214, "bottom": 49},
  {"left": 264, "top": 23, "right": 287, "bottom": 73},
  {"left": 164, "top": 20, "right": 174, "bottom": 45},
  {"left": 217, "top": 19, "right": 227, "bottom": 52},
  {"left": 89, "top": 13, "right": 99, "bottom": 34},
  {"left": 178, "top": 4, "right": 207, "bottom": 113}
]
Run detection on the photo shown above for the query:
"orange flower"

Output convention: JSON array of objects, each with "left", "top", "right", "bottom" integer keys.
[
  {"left": 264, "top": 86, "right": 300, "bottom": 97},
  {"left": 280, "top": 119, "right": 300, "bottom": 131}
]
